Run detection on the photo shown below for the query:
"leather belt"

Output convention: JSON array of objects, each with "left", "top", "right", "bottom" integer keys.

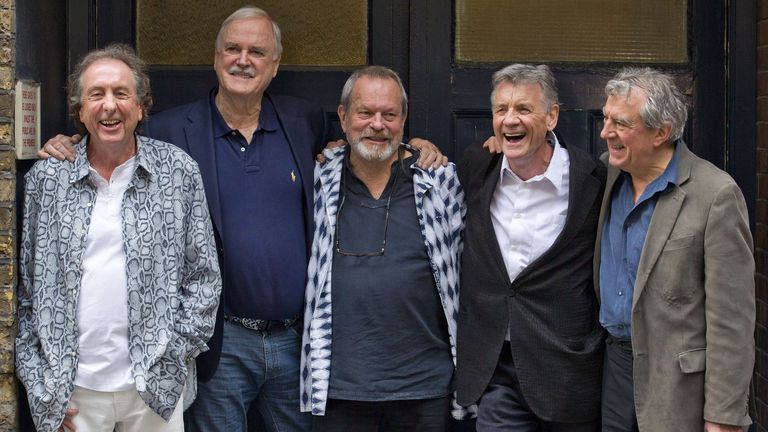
[
  {"left": 224, "top": 314, "right": 300, "bottom": 332},
  {"left": 606, "top": 335, "right": 633, "bottom": 350}
]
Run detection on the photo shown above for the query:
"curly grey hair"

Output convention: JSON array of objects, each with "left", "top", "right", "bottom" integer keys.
[{"left": 604, "top": 67, "right": 688, "bottom": 142}]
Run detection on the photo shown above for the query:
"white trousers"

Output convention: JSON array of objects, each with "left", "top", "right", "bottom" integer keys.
[{"left": 66, "top": 386, "right": 183, "bottom": 432}]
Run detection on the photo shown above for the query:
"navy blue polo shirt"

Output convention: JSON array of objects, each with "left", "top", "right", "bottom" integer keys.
[
  {"left": 599, "top": 144, "right": 680, "bottom": 339},
  {"left": 212, "top": 93, "right": 307, "bottom": 320}
]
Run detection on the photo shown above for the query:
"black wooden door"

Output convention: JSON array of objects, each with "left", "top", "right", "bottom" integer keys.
[
  {"left": 78, "top": 0, "right": 752, "bottom": 192},
  {"left": 406, "top": 0, "right": 716, "bottom": 166},
  {"left": 84, "top": 0, "right": 415, "bottom": 142},
  {"left": 403, "top": 0, "right": 754, "bottom": 221},
  {"left": 70, "top": 3, "right": 754, "bottom": 432}
]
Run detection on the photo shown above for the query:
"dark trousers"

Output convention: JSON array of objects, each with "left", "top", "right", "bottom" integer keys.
[
  {"left": 601, "top": 336, "right": 639, "bottom": 432},
  {"left": 476, "top": 342, "right": 600, "bottom": 432},
  {"left": 311, "top": 397, "right": 450, "bottom": 432}
]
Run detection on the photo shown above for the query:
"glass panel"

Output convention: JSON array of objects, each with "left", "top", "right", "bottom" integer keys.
[
  {"left": 137, "top": 0, "right": 368, "bottom": 66},
  {"left": 456, "top": 0, "right": 687, "bottom": 64}
]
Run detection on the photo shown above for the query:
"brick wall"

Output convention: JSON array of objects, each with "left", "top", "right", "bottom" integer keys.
[
  {"left": 0, "top": 0, "right": 14, "bottom": 430},
  {"left": 757, "top": 0, "right": 768, "bottom": 429}
]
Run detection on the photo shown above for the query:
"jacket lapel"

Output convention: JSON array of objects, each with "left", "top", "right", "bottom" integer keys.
[
  {"left": 631, "top": 144, "right": 692, "bottom": 309},
  {"left": 478, "top": 153, "right": 513, "bottom": 286},
  {"left": 549, "top": 146, "right": 600, "bottom": 250},
  {"left": 182, "top": 100, "right": 223, "bottom": 233}
]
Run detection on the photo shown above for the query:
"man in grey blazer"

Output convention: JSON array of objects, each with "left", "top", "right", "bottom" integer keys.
[{"left": 596, "top": 67, "right": 755, "bottom": 432}]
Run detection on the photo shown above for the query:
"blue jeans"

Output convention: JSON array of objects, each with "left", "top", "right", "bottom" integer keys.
[{"left": 186, "top": 320, "right": 311, "bottom": 432}]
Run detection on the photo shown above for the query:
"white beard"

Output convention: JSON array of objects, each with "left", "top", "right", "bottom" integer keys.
[{"left": 349, "top": 137, "right": 399, "bottom": 162}]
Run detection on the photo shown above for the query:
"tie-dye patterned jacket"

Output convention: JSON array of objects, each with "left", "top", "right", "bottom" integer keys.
[
  {"left": 16, "top": 135, "right": 222, "bottom": 432},
  {"left": 300, "top": 145, "right": 472, "bottom": 419}
]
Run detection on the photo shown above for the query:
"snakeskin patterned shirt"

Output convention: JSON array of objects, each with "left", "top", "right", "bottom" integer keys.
[{"left": 16, "top": 135, "right": 222, "bottom": 432}]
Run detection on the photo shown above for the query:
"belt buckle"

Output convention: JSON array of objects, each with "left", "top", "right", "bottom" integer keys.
[{"left": 239, "top": 317, "right": 268, "bottom": 331}]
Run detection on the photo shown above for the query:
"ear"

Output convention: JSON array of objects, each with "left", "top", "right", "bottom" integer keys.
[
  {"left": 653, "top": 123, "right": 673, "bottom": 147},
  {"left": 272, "top": 57, "right": 281, "bottom": 78},
  {"left": 546, "top": 103, "right": 560, "bottom": 131},
  {"left": 337, "top": 105, "right": 348, "bottom": 133}
]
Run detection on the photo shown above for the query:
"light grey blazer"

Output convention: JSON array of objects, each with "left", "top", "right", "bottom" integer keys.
[{"left": 594, "top": 141, "right": 754, "bottom": 431}]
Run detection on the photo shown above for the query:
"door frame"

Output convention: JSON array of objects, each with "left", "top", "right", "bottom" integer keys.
[{"left": 68, "top": 0, "right": 756, "bottom": 221}]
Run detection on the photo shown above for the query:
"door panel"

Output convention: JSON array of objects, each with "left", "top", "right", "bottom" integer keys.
[{"left": 410, "top": 0, "right": 700, "bottom": 165}]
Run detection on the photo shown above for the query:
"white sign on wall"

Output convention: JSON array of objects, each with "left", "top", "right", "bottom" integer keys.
[{"left": 15, "top": 80, "right": 41, "bottom": 160}]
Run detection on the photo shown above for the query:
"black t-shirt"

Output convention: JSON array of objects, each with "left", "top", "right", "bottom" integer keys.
[{"left": 328, "top": 152, "right": 454, "bottom": 401}]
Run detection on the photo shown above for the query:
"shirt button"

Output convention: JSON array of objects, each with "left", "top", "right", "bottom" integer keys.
[
  {"left": 231, "top": 131, "right": 237, "bottom": 136},
  {"left": 240, "top": 147, "right": 246, "bottom": 152},
  {"left": 618, "top": 291, "right": 623, "bottom": 296},
  {"left": 617, "top": 324, "right": 625, "bottom": 330}
]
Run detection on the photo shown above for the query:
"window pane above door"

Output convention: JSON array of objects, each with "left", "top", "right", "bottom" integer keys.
[
  {"left": 455, "top": 0, "right": 687, "bottom": 64},
  {"left": 137, "top": 0, "right": 368, "bottom": 66}
]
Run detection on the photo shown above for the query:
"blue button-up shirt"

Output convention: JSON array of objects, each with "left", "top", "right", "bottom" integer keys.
[{"left": 599, "top": 144, "right": 680, "bottom": 339}]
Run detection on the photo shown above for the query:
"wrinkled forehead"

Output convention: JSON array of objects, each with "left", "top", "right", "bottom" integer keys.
[
  {"left": 81, "top": 58, "right": 136, "bottom": 90},
  {"left": 604, "top": 86, "right": 647, "bottom": 113},
  {"left": 492, "top": 80, "right": 547, "bottom": 105},
  {"left": 219, "top": 17, "right": 275, "bottom": 48},
  {"left": 351, "top": 78, "right": 404, "bottom": 108}
]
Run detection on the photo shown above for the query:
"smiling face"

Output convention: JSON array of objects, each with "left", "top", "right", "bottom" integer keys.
[
  {"left": 78, "top": 58, "right": 142, "bottom": 149},
  {"left": 339, "top": 76, "right": 406, "bottom": 163},
  {"left": 600, "top": 87, "right": 670, "bottom": 177},
  {"left": 214, "top": 16, "right": 280, "bottom": 100},
  {"left": 492, "top": 81, "right": 559, "bottom": 178}
]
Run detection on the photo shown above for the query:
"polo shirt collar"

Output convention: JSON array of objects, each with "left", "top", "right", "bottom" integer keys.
[{"left": 210, "top": 89, "right": 278, "bottom": 138}]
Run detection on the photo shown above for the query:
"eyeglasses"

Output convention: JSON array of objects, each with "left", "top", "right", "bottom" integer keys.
[{"left": 334, "top": 167, "right": 400, "bottom": 257}]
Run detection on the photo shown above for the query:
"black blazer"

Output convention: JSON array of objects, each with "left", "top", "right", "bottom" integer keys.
[
  {"left": 456, "top": 138, "right": 605, "bottom": 422},
  {"left": 142, "top": 90, "right": 328, "bottom": 382}
]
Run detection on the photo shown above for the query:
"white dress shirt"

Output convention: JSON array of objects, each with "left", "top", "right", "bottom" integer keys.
[
  {"left": 74, "top": 157, "right": 137, "bottom": 392},
  {"left": 490, "top": 134, "right": 570, "bottom": 285}
]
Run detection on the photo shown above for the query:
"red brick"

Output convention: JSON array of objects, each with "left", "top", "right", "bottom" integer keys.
[
  {"left": 759, "top": 200, "right": 768, "bottom": 223},
  {"left": 758, "top": 98, "right": 768, "bottom": 124},
  {"left": 761, "top": 46, "right": 768, "bottom": 70},
  {"left": 761, "top": 0, "right": 768, "bottom": 20},
  {"left": 759, "top": 223, "right": 768, "bottom": 248},
  {"left": 759, "top": 149, "right": 768, "bottom": 173},
  {"left": 759, "top": 321, "right": 768, "bottom": 349},
  {"left": 759, "top": 72, "right": 768, "bottom": 97},
  {"left": 758, "top": 275, "right": 768, "bottom": 303},
  {"left": 761, "top": 20, "right": 768, "bottom": 46},
  {"left": 759, "top": 123, "right": 768, "bottom": 149},
  {"left": 759, "top": 175, "right": 768, "bottom": 199}
]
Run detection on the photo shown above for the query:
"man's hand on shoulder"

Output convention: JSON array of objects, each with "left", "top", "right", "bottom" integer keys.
[
  {"left": 316, "top": 139, "right": 346, "bottom": 164},
  {"left": 482, "top": 136, "right": 502, "bottom": 154},
  {"left": 39, "top": 134, "right": 80, "bottom": 162},
  {"left": 407, "top": 138, "right": 448, "bottom": 169},
  {"left": 704, "top": 421, "right": 745, "bottom": 432}
]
